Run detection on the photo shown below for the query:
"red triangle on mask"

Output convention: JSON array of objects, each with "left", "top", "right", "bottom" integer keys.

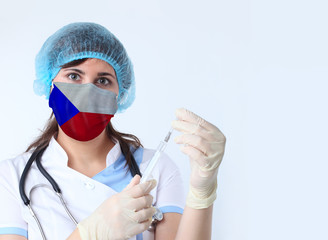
[{"left": 60, "top": 112, "right": 114, "bottom": 141}]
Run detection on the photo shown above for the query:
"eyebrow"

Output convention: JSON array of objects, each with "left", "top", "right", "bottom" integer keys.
[
  {"left": 98, "top": 72, "right": 116, "bottom": 79},
  {"left": 63, "top": 68, "right": 116, "bottom": 79},
  {"left": 64, "top": 68, "right": 85, "bottom": 74}
]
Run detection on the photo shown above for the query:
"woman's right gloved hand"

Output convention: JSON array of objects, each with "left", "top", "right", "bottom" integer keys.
[{"left": 77, "top": 175, "right": 157, "bottom": 240}]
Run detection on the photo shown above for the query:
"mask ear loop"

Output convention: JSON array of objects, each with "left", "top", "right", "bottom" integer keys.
[{"left": 48, "top": 82, "right": 54, "bottom": 98}]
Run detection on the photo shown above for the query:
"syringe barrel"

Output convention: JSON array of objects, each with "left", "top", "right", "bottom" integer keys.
[
  {"left": 140, "top": 142, "right": 167, "bottom": 183},
  {"left": 140, "top": 128, "right": 173, "bottom": 184},
  {"left": 157, "top": 141, "right": 167, "bottom": 153}
]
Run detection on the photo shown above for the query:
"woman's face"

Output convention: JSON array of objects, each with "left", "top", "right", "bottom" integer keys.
[{"left": 53, "top": 58, "right": 119, "bottom": 95}]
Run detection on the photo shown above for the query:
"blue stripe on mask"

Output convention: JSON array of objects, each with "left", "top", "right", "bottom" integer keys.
[{"left": 49, "top": 84, "right": 80, "bottom": 126}]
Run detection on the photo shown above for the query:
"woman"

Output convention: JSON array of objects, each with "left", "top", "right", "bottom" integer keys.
[{"left": 0, "top": 22, "right": 226, "bottom": 240}]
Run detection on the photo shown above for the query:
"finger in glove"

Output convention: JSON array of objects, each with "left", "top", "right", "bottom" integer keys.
[
  {"left": 174, "top": 108, "right": 220, "bottom": 132},
  {"left": 180, "top": 145, "right": 222, "bottom": 172},
  {"left": 128, "top": 194, "right": 154, "bottom": 212},
  {"left": 133, "top": 207, "right": 157, "bottom": 223},
  {"left": 128, "top": 179, "right": 157, "bottom": 198}
]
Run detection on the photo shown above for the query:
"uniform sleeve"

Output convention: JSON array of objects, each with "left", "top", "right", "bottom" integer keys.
[
  {"left": 0, "top": 159, "right": 28, "bottom": 238},
  {"left": 154, "top": 153, "right": 186, "bottom": 214}
]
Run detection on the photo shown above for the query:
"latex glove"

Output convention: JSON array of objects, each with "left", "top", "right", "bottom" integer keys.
[
  {"left": 77, "top": 175, "right": 157, "bottom": 240},
  {"left": 172, "top": 108, "right": 226, "bottom": 209}
]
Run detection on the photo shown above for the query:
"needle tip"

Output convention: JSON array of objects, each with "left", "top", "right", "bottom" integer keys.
[{"left": 164, "top": 128, "right": 174, "bottom": 142}]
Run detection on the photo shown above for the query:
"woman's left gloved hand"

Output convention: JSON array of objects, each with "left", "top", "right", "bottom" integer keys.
[{"left": 171, "top": 108, "right": 226, "bottom": 209}]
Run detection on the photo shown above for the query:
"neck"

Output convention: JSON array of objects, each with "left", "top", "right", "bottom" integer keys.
[{"left": 56, "top": 127, "right": 115, "bottom": 177}]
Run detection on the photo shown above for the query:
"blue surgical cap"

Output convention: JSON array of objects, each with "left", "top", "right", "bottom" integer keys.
[{"left": 34, "top": 22, "right": 135, "bottom": 112}]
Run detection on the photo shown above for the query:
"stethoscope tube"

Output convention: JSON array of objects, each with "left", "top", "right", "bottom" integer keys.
[
  {"left": 19, "top": 146, "right": 47, "bottom": 205},
  {"left": 35, "top": 149, "right": 61, "bottom": 193}
]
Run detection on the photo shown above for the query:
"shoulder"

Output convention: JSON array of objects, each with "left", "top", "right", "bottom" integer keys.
[
  {"left": 0, "top": 152, "right": 32, "bottom": 185},
  {"left": 0, "top": 151, "right": 32, "bottom": 169},
  {"left": 140, "top": 148, "right": 183, "bottom": 188},
  {"left": 141, "top": 148, "right": 181, "bottom": 174}
]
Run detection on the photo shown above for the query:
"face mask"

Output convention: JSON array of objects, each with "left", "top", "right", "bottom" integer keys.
[{"left": 49, "top": 82, "right": 118, "bottom": 141}]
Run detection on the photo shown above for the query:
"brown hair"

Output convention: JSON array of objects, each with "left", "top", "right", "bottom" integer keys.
[{"left": 26, "top": 58, "right": 142, "bottom": 174}]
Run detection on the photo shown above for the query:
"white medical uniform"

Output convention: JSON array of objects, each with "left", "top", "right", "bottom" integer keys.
[{"left": 0, "top": 137, "right": 185, "bottom": 240}]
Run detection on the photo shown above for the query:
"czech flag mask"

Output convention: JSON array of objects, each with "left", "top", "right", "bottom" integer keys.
[{"left": 49, "top": 82, "right": 118, "bottom": 141}]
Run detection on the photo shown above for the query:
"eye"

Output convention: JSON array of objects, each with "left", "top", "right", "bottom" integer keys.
[
  {"left": 67, "top": 73, "right": 80, "bottom": 81},
  {"left": 96, "top": 78, "right": 111, "bottom": 86}
]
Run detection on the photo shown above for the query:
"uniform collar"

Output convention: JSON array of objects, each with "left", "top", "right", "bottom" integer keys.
[{"left": 42, "top": 136, "right": 122, "bottom": 168}]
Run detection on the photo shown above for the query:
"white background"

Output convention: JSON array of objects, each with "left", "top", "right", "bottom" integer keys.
[{"left": 0, "top": 0, "right": 327, "bottom": 239}]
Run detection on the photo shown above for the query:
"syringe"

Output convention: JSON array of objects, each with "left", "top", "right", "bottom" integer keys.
[{"left": 140, "top": 127, "right": 174, "bottom": 183}]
